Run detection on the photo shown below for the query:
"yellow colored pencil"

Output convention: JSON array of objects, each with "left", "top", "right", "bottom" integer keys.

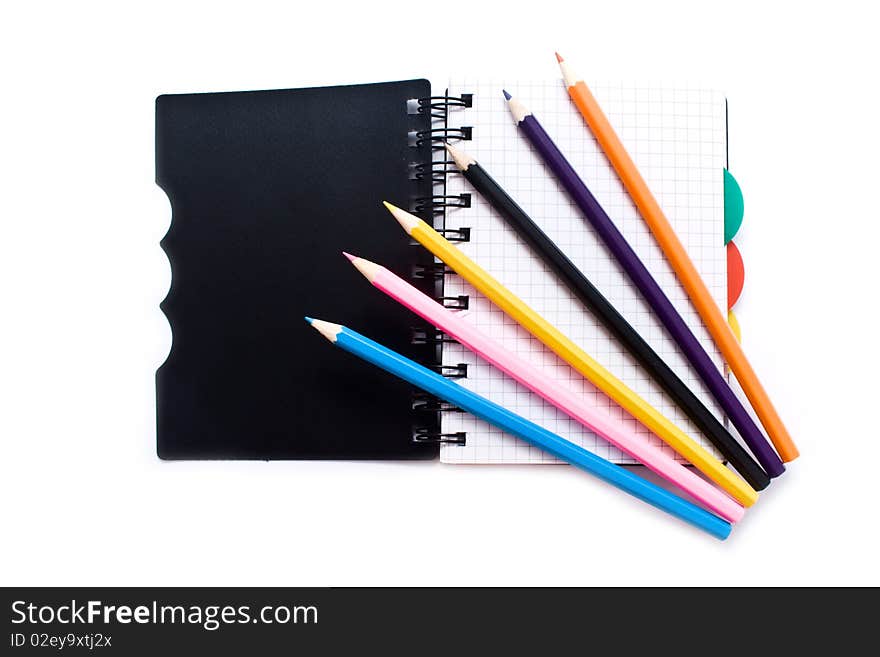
[{"left": 383, "top": 201, "right": 757, "bottom": 507}]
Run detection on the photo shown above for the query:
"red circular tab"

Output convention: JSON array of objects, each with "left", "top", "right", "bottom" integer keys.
[{"left": 727, "top": 241, "right": 745, "bottom": 309}]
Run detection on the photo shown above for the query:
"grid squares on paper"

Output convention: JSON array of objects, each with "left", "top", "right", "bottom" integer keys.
[{"left": 439, "top": 79, "right": 728, "bottom": 465}]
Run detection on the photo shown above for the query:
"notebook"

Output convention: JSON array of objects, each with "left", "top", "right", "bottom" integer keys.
[
  {"left": 438, "top": 79, "right": 730, "bottom": 464},
  {"left": 155, "top": 76, "right": 736, "bottom": 464},
  {"left": 156, "top": 80, "right": 443, "bottom": 459}
]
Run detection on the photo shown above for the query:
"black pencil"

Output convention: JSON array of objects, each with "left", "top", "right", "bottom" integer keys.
[{"left": 445, "top": 143, "right": 770, "bottom": 490}]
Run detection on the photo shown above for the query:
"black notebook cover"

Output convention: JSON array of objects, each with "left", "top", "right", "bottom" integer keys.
[{"left": 156, "top": 79, "right": 439, "bottom": 459}]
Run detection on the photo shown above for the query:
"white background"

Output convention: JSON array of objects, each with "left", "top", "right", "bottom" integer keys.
[{"left": 2, "top": 0, "right": 878, "bottom": 586}]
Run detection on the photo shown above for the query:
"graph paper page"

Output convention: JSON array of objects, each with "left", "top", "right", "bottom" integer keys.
[{"left": 440, "top": 79, "right": 728, "bottom": 464}]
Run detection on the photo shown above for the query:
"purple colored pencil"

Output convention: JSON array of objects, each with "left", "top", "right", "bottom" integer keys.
[{"left": 503, "top": 90, "right": 784, "bottom": 478}]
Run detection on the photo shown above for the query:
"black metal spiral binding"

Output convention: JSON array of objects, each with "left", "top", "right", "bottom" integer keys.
[
  {"left": 406, "top": 92, "right": 474, "bottom": 446},
  {"left": 415, "top": 94, "right": 473, "bottom": 119},
  {"left": 412, "top": 193, "right": 471, "bottom": 217},
  {"left": 438, "top": 295, "right": 469, "bottom": 310},
  {"left": 410, "top": 327, "right": 459, "bottom": 346},
  {"left": 431, "top": 363, "right": 468, "bottom": 379},
  {"left": 411, "top": 393, "right": 464, "bottom": 414},
  {"left": 411, "top": 428, "right": 467, "bottom": 445},
  {"left": 436, "top": 226, "right": 471, "bottom": 242},
  {"left": 414, "top": 126, "right": 473, "bottom": 149},
  {"left": 411, "top": 262, "right": 454, "bottom": 280},
  {"left": 411, "top": 159, "right": 458, "bottom": 183}
]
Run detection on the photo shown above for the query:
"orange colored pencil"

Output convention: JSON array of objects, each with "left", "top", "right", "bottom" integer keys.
[{"left": 557, "top": 53, "right": 798, "bottom": 462}]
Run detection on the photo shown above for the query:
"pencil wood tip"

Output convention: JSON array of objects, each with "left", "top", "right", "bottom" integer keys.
[
  {"left": 505, "top": 93, "right": 530, "bottom": 123},
  {"left": 307, "top": 318, "right": 343, "bottom": 342},
  {"left": 445, "top": 142, "right": 476, "bottom": 171},
  {"left": 557, "top": 56, "right": 577, "bottom": 88},
  {"left": 383, "top": 201, "right": 420, "bottom": 235},
  {"left": 348, "top": 254, "right": 381, "bottom": 282}
]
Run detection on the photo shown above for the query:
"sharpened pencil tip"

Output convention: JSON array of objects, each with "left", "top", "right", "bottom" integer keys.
[
  {"left": 502, "top": 89, "right": 511, "bottom": 100},
  {"left": 445, "top": 142, "right": 476, "bottom": 171},
  {"left": 505, "top": 92, "right": 530, "bottom": 123},
  {"left": 348, "top": 254, "right": 381, "bottom": 282},
  {"left": 307, "top": 318, "right": 343, "bottom": 343},
  {"left": 383, "top": 201, "right": 420, "bottom": 235},
  {"left": 342, "top": 251, "right": 356, "bottom": 262},
  {"left": 557, "top": 54, "right": 577, "bottom": 88},
  {"left": 304, "top": 316, "right": 314, "bottom": 324}
]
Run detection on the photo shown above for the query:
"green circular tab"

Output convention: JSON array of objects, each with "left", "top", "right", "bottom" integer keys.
[{"left": 724, "top": 169, "right": 744, "bottom": 244}]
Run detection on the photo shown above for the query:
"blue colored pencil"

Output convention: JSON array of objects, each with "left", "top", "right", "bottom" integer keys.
[{"left": 305, "top": 317, "right": 731, "bottom": 540}]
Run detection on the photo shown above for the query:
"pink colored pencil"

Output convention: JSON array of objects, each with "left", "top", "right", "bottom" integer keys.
[{"left": 345, "top": 252, "right": 744, "bottom": 523}]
